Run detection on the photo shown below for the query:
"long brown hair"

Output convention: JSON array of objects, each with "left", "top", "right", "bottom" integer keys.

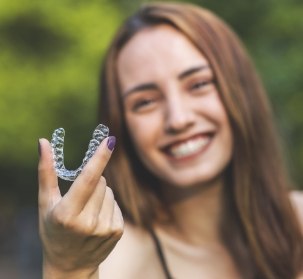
[{"left": 99, "top": 2, "right": 303, "bottom": 279}]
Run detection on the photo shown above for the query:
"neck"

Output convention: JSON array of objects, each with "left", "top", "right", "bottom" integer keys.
[{"left": 159, "top": 177, "right": 224, "bottom": 246}]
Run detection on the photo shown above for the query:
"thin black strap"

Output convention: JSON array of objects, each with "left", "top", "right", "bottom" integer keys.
[{"left": 149, "top": 230, "right": 174, "bottom": 279}]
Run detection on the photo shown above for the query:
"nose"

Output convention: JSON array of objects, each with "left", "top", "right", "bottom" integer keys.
[{"left": 164, "top": 95, "right": 194, "bottom": 134}]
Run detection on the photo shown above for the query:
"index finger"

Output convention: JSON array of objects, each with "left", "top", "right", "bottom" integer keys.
[{"left": 62, "top": 136, "right": 116, "bottom": 211}]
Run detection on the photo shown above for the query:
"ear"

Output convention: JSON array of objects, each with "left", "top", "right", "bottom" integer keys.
[{"left": 289, "top": 190, "right": 303, "bottom": 233}]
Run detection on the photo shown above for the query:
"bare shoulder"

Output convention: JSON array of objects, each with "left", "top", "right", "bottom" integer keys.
[
  {"left": 289, "top": 190, "right": 303, "bottom": 231},
  {"left": 99, "top": 222, "right": 160, "bottom": 279}
]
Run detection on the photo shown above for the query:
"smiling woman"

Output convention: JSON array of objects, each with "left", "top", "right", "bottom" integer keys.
[
  {"left": 38, "top": 2, "right": 303, "bottom": 279},
  {"left": 117, "top": 25, "right": 233, "bottom": 188}
]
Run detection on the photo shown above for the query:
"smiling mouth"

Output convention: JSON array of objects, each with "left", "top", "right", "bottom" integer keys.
[{"left": 164, "top": 134, "right": 212, "bottom": 159}]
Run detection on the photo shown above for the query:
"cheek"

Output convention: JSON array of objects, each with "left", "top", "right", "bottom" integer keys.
[
  {"left": 217, "top": 105, "right": 233, "bottom": 158},
  {"left": 204, "top": 94, "right": 233, "bottom": 150},
  {"left": 125, "top": 113, "right": 161, "bottom": 153}
]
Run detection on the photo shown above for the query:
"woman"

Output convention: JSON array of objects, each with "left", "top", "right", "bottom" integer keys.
[{"left": 38, "top": 2, "right": 303, "bottom": 279}]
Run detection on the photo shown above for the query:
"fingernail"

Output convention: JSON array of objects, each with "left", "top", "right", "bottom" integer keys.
[
  {"left": 107, "top": 136, "right": 116, "bottom": 151},
  {"left": 38, "top": 139, "right": 41, "bottom": 157}
]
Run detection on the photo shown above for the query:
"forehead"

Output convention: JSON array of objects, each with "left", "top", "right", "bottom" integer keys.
[{"left": 117, "top": 25, "right": 209, "bottom": 89}]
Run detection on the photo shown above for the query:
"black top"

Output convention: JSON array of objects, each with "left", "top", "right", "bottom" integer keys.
[{"left": 149, "top": 230, "right": 174, "bottom": 279}]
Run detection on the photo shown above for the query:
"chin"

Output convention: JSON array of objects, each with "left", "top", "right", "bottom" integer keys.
[{"left": 161, "top": 170, "right": 224, "bottom": 189}]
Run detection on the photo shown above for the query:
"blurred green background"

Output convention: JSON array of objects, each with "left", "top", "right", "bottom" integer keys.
[{"left": 0, "top": 0, "right": 302, "bottom": 277}]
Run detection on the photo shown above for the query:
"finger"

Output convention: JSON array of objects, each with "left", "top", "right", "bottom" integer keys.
[
  {"left": 78, "top": 136, "right": 116, "bottom": 184},
  {"left": 95, "top": 186, "right": 116, "bottom": 234},
  {"left": 80, "top": 176, "right": 107, "bottom": 219},
  {"left": 90, "top": 200, "right": 123, "bottom": 259},
  {"left": 63, "top": 136, "right": 116, "bottom": 213},
  {"left": 38, "top": 138, "right": 61, "bottom": 211},
  {"left": 112, "top": 201, "right": 124, "bottom": 233}
]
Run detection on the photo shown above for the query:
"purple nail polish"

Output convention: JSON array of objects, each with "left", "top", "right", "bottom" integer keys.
[{"left": 107, "top": 136, "right": 116, "bottom": 151}]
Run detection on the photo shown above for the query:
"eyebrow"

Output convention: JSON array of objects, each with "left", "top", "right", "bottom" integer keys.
[
  {"left": 122, "top": 83, "right": 157, "bottom": 99},
  {"left": 178, "top": 64, "right": 210, "bottom": 79},
  {"left": 122, "top": 64, "right": 210, "bottom": 99}
]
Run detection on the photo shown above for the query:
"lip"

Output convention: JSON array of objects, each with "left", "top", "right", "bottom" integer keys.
[{"left": 161, "top": 132, "right": 214, "bottom": 162}]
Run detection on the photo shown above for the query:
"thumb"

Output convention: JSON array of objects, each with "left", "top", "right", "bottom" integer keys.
[{"left": 38, "top": 138, "right": 61, "bottom": 212}]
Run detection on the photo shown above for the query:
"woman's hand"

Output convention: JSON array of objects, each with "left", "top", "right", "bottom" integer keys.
[{"left": 38, "top": 136, "right": 123, "bottom": 279}]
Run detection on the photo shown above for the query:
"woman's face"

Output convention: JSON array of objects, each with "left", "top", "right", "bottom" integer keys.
[{"left": 117, "top": 25, "right": 233, "bottom": 187}]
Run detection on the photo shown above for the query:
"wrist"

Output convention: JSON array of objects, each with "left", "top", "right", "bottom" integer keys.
[{"left": 43, "top": 260, "right": 98, "bottom": 279}]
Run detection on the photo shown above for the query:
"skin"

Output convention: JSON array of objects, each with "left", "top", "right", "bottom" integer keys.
[
  {"left": 119, "top": 26, "right": 233, "bottom": 190},
  {"left": 118, "top": 24, "right": 235, "bottom": 243},
  {"left": 38, "top": 25, "right": 303, "bottom": 279},
  {"left": 100, "top": 25, "right": 239, "bottom": 279},
  {"left": 101, "top": 25, "right": 303, "bottom": 278},
  {"left": 38, "top": 137, "right": 123, "bottom": 279}
]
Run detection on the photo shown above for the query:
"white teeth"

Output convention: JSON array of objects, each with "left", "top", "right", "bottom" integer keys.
[{"left": 169, "top": 137, "right": 209, "bottom": 158}]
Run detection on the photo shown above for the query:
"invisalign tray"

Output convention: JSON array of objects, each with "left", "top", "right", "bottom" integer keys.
[{"left": 51, "top": 124, "right": 109, "bottom": 181}]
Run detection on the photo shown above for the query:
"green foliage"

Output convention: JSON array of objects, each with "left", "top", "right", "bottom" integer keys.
[
  {"left": 0, "top": 0, "right": 121, "bottom": 168},
  {"left": 0, "top": 0, "right": 302, "bottom": 199}
]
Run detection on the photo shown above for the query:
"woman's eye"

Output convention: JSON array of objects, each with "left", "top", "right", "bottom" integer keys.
[
  {"left": 132, "top": 98, "right": 156, "bottom": 111},
  {"left": 190, "top": 80, "right": 211, "bottom": 91}
]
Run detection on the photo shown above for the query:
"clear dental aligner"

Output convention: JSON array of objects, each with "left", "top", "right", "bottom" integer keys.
[{"left": 51, "top": 124, "right": 109, "bottom": 181}]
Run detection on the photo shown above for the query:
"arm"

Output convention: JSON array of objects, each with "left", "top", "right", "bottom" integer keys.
[{"left": 38, "top": 137, "right": 123, "bottom": 279}]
